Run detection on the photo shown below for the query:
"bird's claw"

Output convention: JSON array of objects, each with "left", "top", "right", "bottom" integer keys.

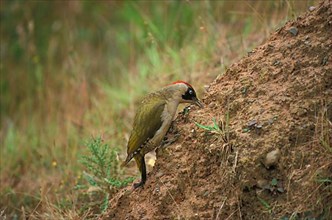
[{"left": 133, "top": 181, "right": 145, "bottom": 189}]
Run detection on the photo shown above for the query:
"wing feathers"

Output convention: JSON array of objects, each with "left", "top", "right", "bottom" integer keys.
[{"left": 123, "top": 94, "right": 166, "bottom": 165}]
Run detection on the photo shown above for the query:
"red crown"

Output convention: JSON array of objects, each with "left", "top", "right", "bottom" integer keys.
[{"left": 171, "top": 80, "right": 193, "bottom": 88}]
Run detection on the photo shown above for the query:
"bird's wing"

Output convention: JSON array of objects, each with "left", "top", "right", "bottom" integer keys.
[{"left": 124, "top": 95, "right": 166, "bottom": 164}]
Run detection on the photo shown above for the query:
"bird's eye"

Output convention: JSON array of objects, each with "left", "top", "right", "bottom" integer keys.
[{"left": 182, "top": 88, "right": 195, "bottom": 101}]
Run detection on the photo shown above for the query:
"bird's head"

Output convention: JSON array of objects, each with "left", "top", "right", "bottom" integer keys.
[{"left": 165, "top": 80, "right": 204, "bottom": 108}]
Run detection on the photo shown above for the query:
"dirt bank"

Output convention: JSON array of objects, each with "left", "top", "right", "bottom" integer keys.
[{"left": 106, "top": 1, "right": 332, "bottom": 219}]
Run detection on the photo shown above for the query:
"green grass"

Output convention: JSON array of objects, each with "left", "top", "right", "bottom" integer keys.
[
  {"left": 257, "top": 196, "right": 272, "bottom": 214},
  {"left": 0, "top": 0, "right": 319, "bottom": 218}
]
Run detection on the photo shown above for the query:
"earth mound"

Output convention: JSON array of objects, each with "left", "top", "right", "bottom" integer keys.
[{"left": 106, "top": 1, "right": 331, "bottom": 219}]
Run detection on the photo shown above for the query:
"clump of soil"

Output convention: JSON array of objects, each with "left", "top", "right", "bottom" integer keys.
[{"left": 106, "top": 1, "right": 331, "bottom": 219}]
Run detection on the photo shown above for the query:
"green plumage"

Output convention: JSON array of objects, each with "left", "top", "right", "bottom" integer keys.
[
  {"left": 121, "top": 81, "right": 202, "bottom": 188},
  {"left": 122, "top": 93, "right": 166, "bottom": 165}
]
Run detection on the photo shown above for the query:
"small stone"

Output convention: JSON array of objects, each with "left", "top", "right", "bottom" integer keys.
[
  {"left": 208, "top": 102, "right": 216, "bottom": 108},
  {"left": 264, "top": 148, "right": 281, "bottom": 169},
  {"left": 288, "top": 27, "right": 298, "bottom": 36},
  {"left": 309, "top": 6, "right": 316, "bottom": 12},
  {"left": 153, "top": 187, "right": 160, "bottom": 196},
  {"left": 273, "top": 60, "right": 281, "bottom": 66},
  {"left": 247, "top": 119, "right": 257, "bottom": 128},
  {"left": 255, "top": 124, "right": 263, "bottom": 129}
]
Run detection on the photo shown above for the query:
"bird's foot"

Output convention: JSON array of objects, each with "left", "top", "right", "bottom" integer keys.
[
  {"left": 161, "top": 133, "right": 180, "bottom": 147},
  {"left": 133, "top": 180, "right": 145, "bottom": 189}
]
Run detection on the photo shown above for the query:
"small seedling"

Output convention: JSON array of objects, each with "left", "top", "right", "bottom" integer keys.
[
  {"left": 78, "top": 136, "right": 134, "bottom": 213},
  {"left": 271, "top": 178, "right": 278, "bottom": 186},
  {"left": 195, "top": 113, "right": 231, "bottom": 143},
  {"left": 257, "top": 197, "right": 272, "bottom": 214},
  {"left": 260, "top": 178, "right": 284, "bottom": 194},
  {"left": 195, "top": 118, "right": 222, "bottom": 134}
]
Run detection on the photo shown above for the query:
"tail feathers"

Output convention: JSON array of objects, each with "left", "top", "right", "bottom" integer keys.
[
  {"left": 120, "top": 161, "right": 127, "bottom": 168},
  {"left": 121, "top": 154, "right": 133, "bottom": 167}
]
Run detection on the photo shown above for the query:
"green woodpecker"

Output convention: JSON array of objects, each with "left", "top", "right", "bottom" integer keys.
[{"left": 122, "top": 81, "right": 203, "bottom": 188}]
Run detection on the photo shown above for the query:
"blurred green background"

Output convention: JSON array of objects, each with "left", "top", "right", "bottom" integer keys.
[{"left": 0, "top": 0, "right": 318, "bottom": 218}]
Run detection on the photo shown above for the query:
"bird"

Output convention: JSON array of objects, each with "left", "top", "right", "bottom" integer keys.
[{"left": 121, "top": 81, "right": 203, "bottom": 189}]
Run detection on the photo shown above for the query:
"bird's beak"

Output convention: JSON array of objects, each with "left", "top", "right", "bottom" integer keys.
[{"left": 192, "top": 97, "right": 204, "bottom": 108}]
